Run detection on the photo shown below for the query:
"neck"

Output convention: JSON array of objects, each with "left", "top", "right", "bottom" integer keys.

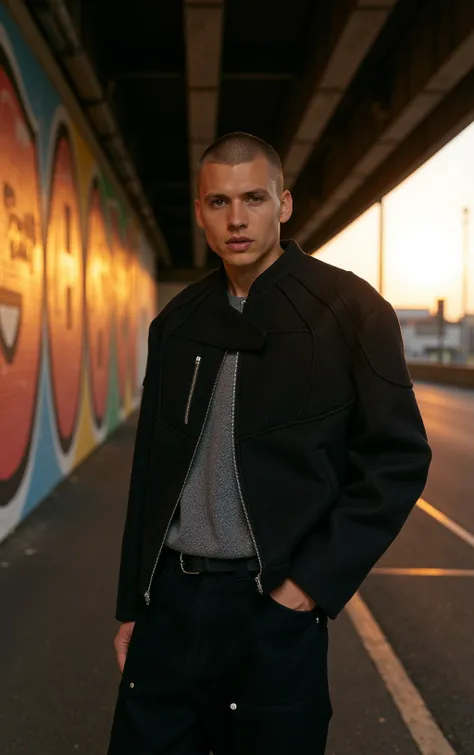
[{"left": 224, "top": 242, "right": 284, "bottom": 297}]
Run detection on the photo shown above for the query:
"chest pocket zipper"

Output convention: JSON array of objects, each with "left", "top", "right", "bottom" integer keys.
[{"left": 184, "top": 355, "right": 201, "bottom": 424}]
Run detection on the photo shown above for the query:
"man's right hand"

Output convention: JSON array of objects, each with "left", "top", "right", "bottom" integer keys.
[{"left": 114, "top": 621, "right": 135, "bottom": 673}]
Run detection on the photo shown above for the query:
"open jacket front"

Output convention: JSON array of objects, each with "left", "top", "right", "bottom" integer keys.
[{"left": 116, "top": 241, "right": 432, "bottom": 622}]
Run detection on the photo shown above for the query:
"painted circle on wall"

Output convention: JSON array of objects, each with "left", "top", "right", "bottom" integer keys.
[
  {"left": 0, "top": 50, "right": 43, "bottom": 506},
  {"left": 85, "top": 180, "right": 112, "bottom": 427},
  {"left": 46, "top": 125, "right": 84, "bottom": 452},
  {"left": 109, "top": 204, "right": 131, "bottom": 405}
]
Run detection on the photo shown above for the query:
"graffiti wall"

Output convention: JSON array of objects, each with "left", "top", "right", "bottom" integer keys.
[{"left": 0, "top": 7, "right": 157, "bottom": 542}]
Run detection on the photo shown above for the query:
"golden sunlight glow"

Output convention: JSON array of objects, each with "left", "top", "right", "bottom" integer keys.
[
  {"left": 386, "top": 222, "right": 462, "bottom": 293},
  {"left": 312, "top": 121, "right": 474, "bottom": 320}
]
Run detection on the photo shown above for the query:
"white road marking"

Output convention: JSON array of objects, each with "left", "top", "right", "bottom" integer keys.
[
  {"left": 416, "top": 498, "right": 474, "bottom": 550},
  {"left": 346, "top": 592, "right": 457, "bottom": 755},
  {"left": 372, "top": 567, "right": 474, "bottom": 576}
]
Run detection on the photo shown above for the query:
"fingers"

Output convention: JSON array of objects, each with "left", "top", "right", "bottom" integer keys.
[
  {"left": 117, "top": 650, "right": 126, "bottom": 674},
  {"left": 114, "top": 638, "right": 128, "bottom": 673},
  {"left": 114, "top": 621, "right": 135, "bottom": 674}
]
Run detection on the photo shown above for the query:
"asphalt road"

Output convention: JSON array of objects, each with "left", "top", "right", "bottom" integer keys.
[
  {"left": 343, "top": 382, "right": 474, "bottom": 755},
  {"left": 0, "top": 382, "right": 473, "bottom": 755}
]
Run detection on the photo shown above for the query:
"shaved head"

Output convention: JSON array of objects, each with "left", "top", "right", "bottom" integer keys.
[{"left": 198, "top": 132, "right": 284, "bottom": 195}]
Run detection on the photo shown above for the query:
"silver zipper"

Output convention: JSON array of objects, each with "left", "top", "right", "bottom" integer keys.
[
  {"left": 231, "top": 350, "right": 264, "bottom": 595},
  {"left": 144, "top": 353, "right": 227, "bottom": 605},
  {"left": 184, "top": 355, "right": 201, "bottom": 425}
]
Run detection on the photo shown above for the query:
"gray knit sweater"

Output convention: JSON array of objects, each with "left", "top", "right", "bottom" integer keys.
[{"left": 164, "top": 292, "right": 256, "bottom": 558}]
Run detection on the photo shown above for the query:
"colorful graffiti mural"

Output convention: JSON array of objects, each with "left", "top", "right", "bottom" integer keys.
[{"left": 0, "top": 7, "right": 157, "bottom": 540}]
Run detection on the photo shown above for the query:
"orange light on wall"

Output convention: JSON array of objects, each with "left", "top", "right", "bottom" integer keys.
[
  {"left": 46, "top": 126, "right": 84, "bottom": 451},
  {"left": 0, "top": 55, "right": 43, "bottom": 502},
  {"left": 109, "top": 204, "right": 131, "bottom": 405},
  {"left": 85, "top": 181, "right": 112, "bottom": 427}
]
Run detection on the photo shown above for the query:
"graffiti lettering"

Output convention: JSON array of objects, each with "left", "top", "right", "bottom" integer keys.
[
  {"left": 8, "top": 213, "right": 35, "bottom": 269},
  {"left": 4, "top": 184, "right": 36, "bottom": 269}
]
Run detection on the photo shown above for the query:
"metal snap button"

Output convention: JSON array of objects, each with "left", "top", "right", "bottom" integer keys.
[
  {"left": 129, "top": 682, "right": 135, "bottom": 689},
  {"left": 230, "top": 702, "right": 237, "bottom": 710}
]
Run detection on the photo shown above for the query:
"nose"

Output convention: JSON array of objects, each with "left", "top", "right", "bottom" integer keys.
[{"left": 227, "top": 200, "right": 248, "bottom": 232}]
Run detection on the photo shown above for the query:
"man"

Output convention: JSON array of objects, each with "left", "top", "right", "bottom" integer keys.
[{"left": 107, "top": 132, "right": 431, "bottom": 755}]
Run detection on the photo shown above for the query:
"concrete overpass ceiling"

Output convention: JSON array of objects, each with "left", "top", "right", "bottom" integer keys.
[
  {"left": 94, "top": 1, "right": 188, "bottom": 267},
  {"left": 185, "top": 0, "right": 224, "bottom": 270},
  {"left": 288, "top": 0, "right": 474, "bottom": 251},
  {"left": 25, "top": 0, "right": 474, "bottom": 273},
  {"left": 219, "top": 0, "right": 314, "bottom": 142},
  {"left": 278, "top": 0, "right": 400, "bottom": 189}
]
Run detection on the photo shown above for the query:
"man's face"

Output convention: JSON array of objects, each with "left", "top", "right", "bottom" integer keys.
[{"left": 195, "top": 156, "right": 292, "bottom": 267}]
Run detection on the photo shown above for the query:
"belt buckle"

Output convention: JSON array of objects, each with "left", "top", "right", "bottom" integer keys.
[{"left": 180, "top": 553, "right": 200, "bottom": 575}]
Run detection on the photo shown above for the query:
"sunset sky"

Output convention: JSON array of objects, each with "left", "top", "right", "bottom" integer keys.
[{"left": 312, "top": 121, "right": 474, "bottom": 321}]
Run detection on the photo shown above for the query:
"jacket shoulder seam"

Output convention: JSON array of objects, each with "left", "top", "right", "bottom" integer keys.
[{"left": 290, "top": 267, "right": 412, "bottom": 388}]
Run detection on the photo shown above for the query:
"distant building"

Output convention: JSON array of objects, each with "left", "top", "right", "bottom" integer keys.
[{"left": 395, "top": 308, "right": 474, "bottom": 364}]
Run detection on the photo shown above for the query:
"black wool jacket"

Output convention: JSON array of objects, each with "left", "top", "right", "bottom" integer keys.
[{"left": 116, "top": 240, "right": 432, "bottom": 622}]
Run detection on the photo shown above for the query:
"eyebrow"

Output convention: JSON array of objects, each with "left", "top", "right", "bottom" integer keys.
[{"left": 204, "top": 188, "right": 271, "bottom": 201}]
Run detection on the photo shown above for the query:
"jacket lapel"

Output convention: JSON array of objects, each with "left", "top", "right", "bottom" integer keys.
[
  {"left": 172, "top": 290, "right": 266, "bottom": 352},
  {"left": 163, "top": 240, "right": 307, "bottom": 353}
]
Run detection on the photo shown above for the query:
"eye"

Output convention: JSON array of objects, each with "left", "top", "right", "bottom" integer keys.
[
  {"left": 247, "top": 195, "right": 264, "bottom": 204},
  {"left": 210, "top": 198, "right": 226, "bottom": 207}
]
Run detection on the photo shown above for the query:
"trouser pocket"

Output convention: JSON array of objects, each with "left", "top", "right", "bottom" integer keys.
[
  {"left": 229, "top": 590, "right": 332, "bottom": 711},
  {"left": 222, "top": 590, "right": 332, "bottom": 754}
]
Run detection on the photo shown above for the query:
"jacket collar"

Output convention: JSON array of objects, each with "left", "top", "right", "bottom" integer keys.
[
  {"left": 171, "top": 240, "right": 305, "bottom": 353},
  {"left": 211, "top": 239, "right": 305, "bottom": 299}
]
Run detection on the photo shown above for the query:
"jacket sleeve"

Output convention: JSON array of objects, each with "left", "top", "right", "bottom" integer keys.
[
  {"left": 115, "top": 319, "right": 161, "bottom": 622},
  {"left": 289, "top": 299, "right": 432, "bottom": 619}
]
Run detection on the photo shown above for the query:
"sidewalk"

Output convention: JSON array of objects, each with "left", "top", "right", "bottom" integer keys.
[
  {"left": 0, "top": 414, "right": 416, "bottom": 755},
  {"left": 0, "top": 417, "right": 135, "bottom": 754}
]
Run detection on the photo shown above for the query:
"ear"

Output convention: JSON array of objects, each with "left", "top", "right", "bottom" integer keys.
[
  {"left": 194, "top": 197, "right": 204, "bottom": 229},
  {"left": 279, "top": 189, "right": 293, "bottom": 224}
]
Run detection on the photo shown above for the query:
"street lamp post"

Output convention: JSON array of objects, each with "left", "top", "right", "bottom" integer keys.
[{"left": 462, "top": 207, "right": 470, "bottom": 362}]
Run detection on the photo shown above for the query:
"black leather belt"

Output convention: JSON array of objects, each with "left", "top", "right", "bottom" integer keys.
[{"left": 162, "top": 546, "right": 259, "bottom": 575}]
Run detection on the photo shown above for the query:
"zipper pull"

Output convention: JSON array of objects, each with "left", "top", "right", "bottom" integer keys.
[
  {"left": 255, "top": 574, "right": 263, "bottom": 594},
  {"left": 184, "top": 356, "right": 202, "bottom": 425}
]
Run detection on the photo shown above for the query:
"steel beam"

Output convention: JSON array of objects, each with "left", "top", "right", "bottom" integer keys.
[
  {"left": 290, "top": 0, "right": 474, "bottom": 247},
  {"left": 184, "top": 0, "right": 224, "bottom": 269},
  {"left": 116, "top": 71, "right": 292, "bottom": 82},
  {"left": 302, "top": 67, "right": 474, "bottom": 252},
  {"left": 279, "top": 0, "right": 398, "bottom": 189}
]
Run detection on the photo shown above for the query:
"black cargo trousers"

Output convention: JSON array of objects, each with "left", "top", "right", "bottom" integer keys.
[{"left": 107, "top": 546, "right": 332, "bottom": 755}]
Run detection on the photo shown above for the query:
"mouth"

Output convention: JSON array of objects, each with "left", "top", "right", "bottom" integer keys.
[
  {"left": 0, "top": 287, "right": 22, "bottom": 364},
  {"left": 225, "top": 236, "right": 254, "bottom": 252}
]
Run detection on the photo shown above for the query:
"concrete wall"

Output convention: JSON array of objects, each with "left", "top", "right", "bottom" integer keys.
[
  {"left": 0, "top": 5, "right": 157, "bottom": 542},
  {"left": 158, "top": 282, "right": 190, "bottom": 312},
  {"left": 409, "top": 363, "right": 474, "bottom": 389}
]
